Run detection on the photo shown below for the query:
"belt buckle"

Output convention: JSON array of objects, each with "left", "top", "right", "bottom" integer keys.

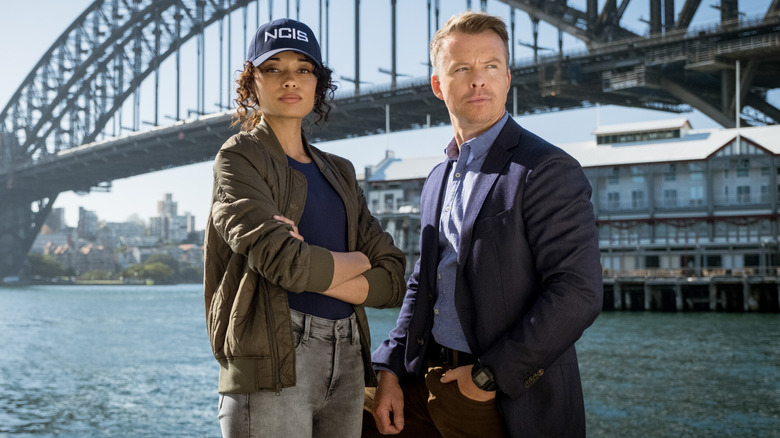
[{"left": 440, "top": 346, "right": 458, "bottom": 367}]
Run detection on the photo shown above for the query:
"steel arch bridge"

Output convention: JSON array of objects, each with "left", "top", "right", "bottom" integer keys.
[{"left": 2, "top": 0, "right": 780, "bottom": 279}]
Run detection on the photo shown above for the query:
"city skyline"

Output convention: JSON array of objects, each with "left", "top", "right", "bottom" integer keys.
[{"left": 2, "top": 0, "right": 777, "bottom": 230}]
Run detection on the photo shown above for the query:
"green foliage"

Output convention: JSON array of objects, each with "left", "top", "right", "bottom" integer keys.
[
  {"left": 27, "top": 253, "right": 65, "bottom": 279},
  {"left": 123, "top": 262, "right": 175, "bottom": 284},
  {"left": 144, "top": 253, "right": 180, "bottom": 274},
  {"left": 78, "top": 270, "right": 115, "bottom": 281}
]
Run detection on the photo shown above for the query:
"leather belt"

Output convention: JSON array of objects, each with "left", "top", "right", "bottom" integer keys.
[{"left": 428, "top": 342, "right": 477, "bottom": 367}]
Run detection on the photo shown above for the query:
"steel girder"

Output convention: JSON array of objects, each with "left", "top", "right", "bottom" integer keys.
[
  {"left": 0, "top": 0, "right": 253, "bottom": 175},
  {"left": 496, "top": 0, "right": 639, "bottom": 45},
  {"left": 0, "top": 0, "right": 252, "bottom": 279}
]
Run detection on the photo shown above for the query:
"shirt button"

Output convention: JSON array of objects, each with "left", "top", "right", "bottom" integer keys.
[
  {"left": 445, "top": 206, "right": 451, "bottom": 212},
  {"left": 455, "top": 172, "right": 461, "bottom": 178},
  {"left": 416, "top": 336, "right": 425, "bottom": 346},
  {"left": 434, "top": 309, "right": 440, "bottom": 314},
  {"left": 437, "top": 274, "right": 441, "bottom": 279}
]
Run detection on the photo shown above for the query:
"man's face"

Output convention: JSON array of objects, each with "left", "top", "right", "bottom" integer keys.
[{"left": 432, "top": 31, "right": 510, "bottom": 138}]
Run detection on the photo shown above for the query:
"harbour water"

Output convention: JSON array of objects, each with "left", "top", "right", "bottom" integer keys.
[{"left": 0, "top": 284, "right": 778, "bottom": 437}]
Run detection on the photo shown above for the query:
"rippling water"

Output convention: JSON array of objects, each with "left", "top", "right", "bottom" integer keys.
[{"left": 0, "top": 285, "right": 778, "bottom": 437}]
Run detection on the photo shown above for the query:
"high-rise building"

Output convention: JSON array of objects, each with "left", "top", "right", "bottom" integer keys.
[
  {"left": 150, "top": 193, "right": 192, "bottom": 243},
  {"left": 44, "top": 207, "right": 66, "bottom": 232},
  {"left": 157, "top": 193, "right": 178, "bottom": 217},
  {"left": 77, "top": 207, "right": 98, "bottom": 241}
]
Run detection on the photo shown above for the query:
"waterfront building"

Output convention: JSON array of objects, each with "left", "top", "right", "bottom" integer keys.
[
  {"left": 31, "top": 227, "right": 75, "bottom": 253},
  {"left": 98, "top": 220, "right": 147, "bottom": 248},
  {"left": 362, "top": 150, "right": 444, "bottom": 277},
  {"left": 361, "top": 119, "right": 780, "bottom": 312}
]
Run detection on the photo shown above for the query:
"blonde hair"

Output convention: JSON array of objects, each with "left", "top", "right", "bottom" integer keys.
[{"left": 429, "top": 11, "right": 509, "bottom": 74}]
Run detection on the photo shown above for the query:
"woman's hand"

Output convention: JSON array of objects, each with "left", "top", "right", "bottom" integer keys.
[{"left": 273, "top": 215, "right": 303, "bottom": 241}]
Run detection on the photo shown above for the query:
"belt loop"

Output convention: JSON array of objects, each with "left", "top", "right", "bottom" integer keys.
[{"left": 302, "top": 313, "right": 312, "bottom": 343}]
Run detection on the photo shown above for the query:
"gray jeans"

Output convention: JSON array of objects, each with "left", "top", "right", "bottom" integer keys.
[{"left": 218, "top": 309, "right": 365, "bottom": 438}]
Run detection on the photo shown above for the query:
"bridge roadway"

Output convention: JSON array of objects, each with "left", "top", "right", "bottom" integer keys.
[{"left": 3, "top": 13, "right": 780, "bottom": 205}]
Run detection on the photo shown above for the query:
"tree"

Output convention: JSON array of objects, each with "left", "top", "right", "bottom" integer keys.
[
  {"left": 27, "top": 253, "right": 65, "bottom": 280},
  {"left": 140, "top": 262, "right": 175, "bottom": 283},
  {"left": 144, "top": 253, "right": 180, "bottom": 276}
]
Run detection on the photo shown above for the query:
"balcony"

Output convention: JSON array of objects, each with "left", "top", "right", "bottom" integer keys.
[{"left": 370, "top": 202, "right": 420, "bottom": 215}]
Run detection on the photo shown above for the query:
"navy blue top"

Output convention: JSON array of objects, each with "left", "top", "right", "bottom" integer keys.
[{"left": 286, "top": 156, "right": 354, "bottom": 320}]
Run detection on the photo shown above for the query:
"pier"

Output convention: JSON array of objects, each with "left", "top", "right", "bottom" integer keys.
[{"left": 603, "top": 269, "right": 780, "bottom": 312}]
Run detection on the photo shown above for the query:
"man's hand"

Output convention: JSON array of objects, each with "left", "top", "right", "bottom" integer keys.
[
  {"left": 372, "top": 371, "right": 405, "bottom": 434},
  {"left": 440, "top": 365, "right": 496, "bottom": 402}
]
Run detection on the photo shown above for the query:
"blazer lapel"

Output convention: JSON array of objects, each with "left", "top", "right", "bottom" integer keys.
[
  {"left": 421, "top": 159, "right": 451, "bottom": 292},
  {"left": 457, "top": 119, "right": 521, "bottom": 265}
]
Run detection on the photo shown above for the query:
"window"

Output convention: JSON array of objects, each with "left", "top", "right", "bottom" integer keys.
[
  {"left": 737, "top": 159, "right": 750, "bottom": 177},
  {"left": 632, "top": 191, "right": 645, "bottom": 209},
  {"left": 630, "top": 166, "right": 645, "bottom": 184},
  {"left": 690, "top": 171, "right": 703, "bottom": 181},
  {"left": 608, "top": 192, "right": 620, "bottom": 209},
  {"left": 663, "top": 189, "right": 678, "bottom": 208},
  {"left": 761, "top": 185, "right": 769, "bottom": 203},
  {"left": 645, "top": 255, "right": 660, "bottom": 268},
  {"left": 737, "top": 186, "right": 750, "bottom": 204},
  {"left": 607, "top": 167, "right": 620, "bottom": 185},
  {"left": 690, "top": 186, "right": 704, "bottom": 206},
  {"left": 664, "top": 164, "right": 677, "bottom": 181}
]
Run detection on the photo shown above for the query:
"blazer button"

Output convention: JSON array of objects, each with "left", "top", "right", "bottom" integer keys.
[{"left": 416, "top": 336, "right": 424, "bottom": 346}]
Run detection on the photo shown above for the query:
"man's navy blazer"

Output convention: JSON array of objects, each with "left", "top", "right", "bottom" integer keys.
[{"left": 372, "top": 117, "right": 603, "bottom": 437}]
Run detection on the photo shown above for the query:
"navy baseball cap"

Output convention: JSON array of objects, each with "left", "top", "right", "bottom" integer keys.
[{"left": 247, "top": 18, "right": 322, "bottom": 68}]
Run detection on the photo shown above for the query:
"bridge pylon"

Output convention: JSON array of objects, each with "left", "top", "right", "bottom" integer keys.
[{"left": 0, "top": 196, "right": 57, "bottom": 280}]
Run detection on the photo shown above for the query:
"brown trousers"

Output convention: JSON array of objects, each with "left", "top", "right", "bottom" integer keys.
[{"left": 362, "top": 366, "right": 507, "bottom": 438}]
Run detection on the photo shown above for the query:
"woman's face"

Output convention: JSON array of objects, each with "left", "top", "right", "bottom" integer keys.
[{"left": 253, "top": 50, "right": 318, "bottom": 122}]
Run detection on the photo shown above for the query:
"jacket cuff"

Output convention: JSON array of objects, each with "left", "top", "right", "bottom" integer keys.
[
  {"left": 306, "top": 246, "right": 334, "bottom": 292},
  {"left": 359, "top": 267, "right": 393, "bottom": 307}
]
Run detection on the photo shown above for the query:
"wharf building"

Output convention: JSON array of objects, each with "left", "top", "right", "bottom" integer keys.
[{"left": 361, "top": 118, "right": 780, "bottom": 313}]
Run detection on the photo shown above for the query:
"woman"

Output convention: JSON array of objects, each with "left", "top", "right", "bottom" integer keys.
[{"left": 203, "top": 18, "right": 406, "bottom": 438}]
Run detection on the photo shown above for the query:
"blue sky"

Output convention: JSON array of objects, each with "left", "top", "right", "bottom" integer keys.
[{"left": 1, "top": 0, "right": 775, "bottom": 229}]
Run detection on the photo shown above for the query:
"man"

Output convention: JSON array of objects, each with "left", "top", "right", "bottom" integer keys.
[{"left": 364, "top": 10, "right": 603, "bottom": 438}]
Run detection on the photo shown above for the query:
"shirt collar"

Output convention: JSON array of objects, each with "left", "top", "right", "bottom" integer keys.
[{"left": 444, "top": 112, "right": 510, "bottom": 162}]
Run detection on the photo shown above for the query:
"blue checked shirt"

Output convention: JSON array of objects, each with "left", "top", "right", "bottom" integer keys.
[{"left": 432, "top": 112, "right": 509, "bottom": 353}]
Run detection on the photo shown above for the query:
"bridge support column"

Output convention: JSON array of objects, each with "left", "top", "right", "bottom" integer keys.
[{"left": 0, "top": 197, "right": 56, "bottom": 280}]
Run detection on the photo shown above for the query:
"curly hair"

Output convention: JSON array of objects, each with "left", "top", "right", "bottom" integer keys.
[{"left": 232, "top": 60, "right": 337, "bottom": 132}]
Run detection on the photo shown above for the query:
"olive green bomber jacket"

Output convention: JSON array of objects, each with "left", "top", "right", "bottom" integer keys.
[{"left": 204, "top": 119, "right": 406, "bottom": 393}]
